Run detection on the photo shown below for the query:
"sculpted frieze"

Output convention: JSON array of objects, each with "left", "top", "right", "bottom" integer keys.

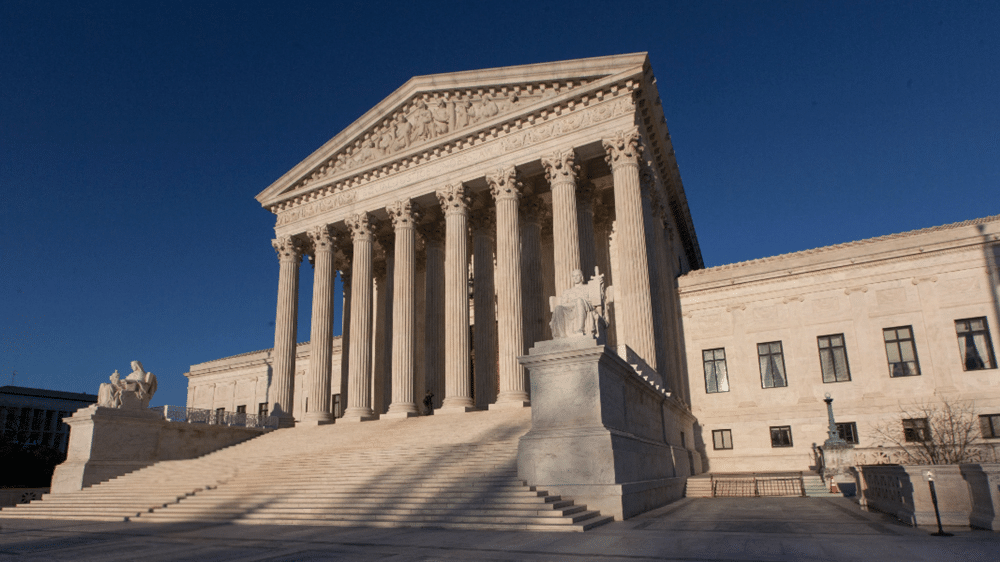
[
  {"left": 294, "top": 85, "right": 577, "bottom": 193},
  {"left": 275, "top": 94, "right": 636, "bottom": 231}
]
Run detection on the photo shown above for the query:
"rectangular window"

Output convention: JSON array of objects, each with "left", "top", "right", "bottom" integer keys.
[
  {"left": 818, "top": 334, "right": 851, "bottom": 383},
  {"left": 258, "top": 403, "right": 268, "bottom": 417},
  {"left": 980, "top": 414, "right": 1000, "bottom": 439},
  {"left": 956, "top": 318, "right": 997, "bottom": 371},
  {"left": 758, "top": 342, "right": 787, "bottom": 388},
  {"left": 712, "top": 429, "right": 733, "bottom": 450},
  {"left": 884, "top": 326, "right": 921, "bottom": 377},
  {"left": 836, "top": 422, "right": 859, "bottom": 444},
  {"left": 703, "top": 348, "right": 730, "bottom": 393},
  {"left": 770, "top": 426, "right": 793, "bottom": 448},
  {"left": 236, "top": 405, "right": 246, "bottom": 414},
  {"left": 903, "top": 418, "right": 930, "bottom": 442}
]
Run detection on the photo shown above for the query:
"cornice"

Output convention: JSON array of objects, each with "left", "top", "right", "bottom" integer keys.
[{"left": 257, "top": 54, "right": 649, "bottom": 208}]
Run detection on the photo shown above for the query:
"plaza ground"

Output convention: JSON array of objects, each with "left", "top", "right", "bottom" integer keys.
[{"left": 1, "top": 497, "right": 997, "bottom": 561}]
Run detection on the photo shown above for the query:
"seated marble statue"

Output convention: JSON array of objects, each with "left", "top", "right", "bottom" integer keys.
[
  {"left": 97, "top": 361, "right": 158, "bottom": 409},
  {"left": 549, "top": 268, "right": 606, "bottom": 341}
]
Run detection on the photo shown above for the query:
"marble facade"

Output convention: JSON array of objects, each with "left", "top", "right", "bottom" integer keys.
[{"left": 187, "top": 53, "right": 699, "bottom": 430}]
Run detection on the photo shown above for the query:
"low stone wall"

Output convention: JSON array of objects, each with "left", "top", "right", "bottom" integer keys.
[
  {"left": 859, "top": 464, "right": 1000, "bottom": 530},
  {"left": 518, "top": 337, "right": 700, "bottom": 520},
  {"left": 51, "top": 405, "right": 266, "bottom": 494},
  {"left": 0, "top": 488, "right": 48, "bottom": 507}
]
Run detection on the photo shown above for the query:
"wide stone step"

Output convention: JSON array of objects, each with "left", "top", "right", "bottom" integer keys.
[
  {"left": 139, "top": 509, "right": 604, "bottom": 526},
  {"left": 137, "top": 515, "right": 609, "bottom": 532},
  {"left": 142, "top": 505, "right": 586, "bottom": 518}
]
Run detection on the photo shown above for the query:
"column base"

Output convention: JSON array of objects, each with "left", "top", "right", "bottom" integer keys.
[
  {"left": 340, "top": 407, "right": 377, "bottom": 423},
  {"left": 489, "top": 399, "right": 531, "bottom": 410},
  {"left": 298, "top": 412, "right": 335, "bottom": 426},
  {"left": 382, "top": 410, "right": 419, "bottom": 420}
]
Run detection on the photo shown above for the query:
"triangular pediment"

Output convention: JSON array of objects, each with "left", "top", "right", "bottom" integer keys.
[{"left": 256, "top": 53, "right": 650, "bottom": 207}]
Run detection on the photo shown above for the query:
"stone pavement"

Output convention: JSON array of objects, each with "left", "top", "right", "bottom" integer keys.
[{"left": 1, "top": 498, "right": 997, "bottom": 561}]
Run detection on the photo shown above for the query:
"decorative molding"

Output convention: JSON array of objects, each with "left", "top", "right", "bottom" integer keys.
[
  {"left": 345, "top": 212, "right": 375, "bottom": 243},
  {"left": 540, "top": 148, "right": 578, "bottom": 183},
  {"left": 911, "top": 275, "right": 938, "bottom": 285},
  {"left": 782, "top": 295, "right": 804, "bottom": 304},
  {"left": 386, "top": 199, "right": 419, "bottom": 230},
  {"left": 725, "top": 303, "right": 746, "bottom": 312},
  {"left": 844, "top": 285, "right": 869, "bottom": 296}
]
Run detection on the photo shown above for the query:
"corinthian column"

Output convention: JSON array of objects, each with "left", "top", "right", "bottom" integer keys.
[
  {"left": 541, "top": 148, "right": 581, "bottom": 296},
  {"left": 576, "top": 178, "right": 597, "bottom": 279},
  {"left": 603, "top": 130, "right": 657, "bottom": 373},
  {"left": 520, "top": 189, "right": 545, "bottom": 350},
  {"left": 342, "top": 212, "right": 377, "bottom": 422},
  {"left": 640, "top": 168, "right": 668, "bottom": 383},
  {"left": 270, "top": 235, "right": 302, "bottom": 428},
  {"left": 436, "top": 183, "right": 475, "bottom": 412},
  {"left": 336, "top": 240, "right": 353, "bottom": 418},
  {"left": 302, "top": 225, "right": 336, "bottom": 426},
  {"left": 470, "top": 200, "right": 497, "bottom": 410},
  {"left": 648, "top": 188, "right": 676, "bottom": 395},
  {"left": 385, "top": 199, "right": 419, "bottom": 418},
  {"left": 487, "top": 166, "right": 530, "bottom": 408}
]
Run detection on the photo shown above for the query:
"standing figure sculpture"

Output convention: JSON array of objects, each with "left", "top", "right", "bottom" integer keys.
[{"left": 549, "top": 268, "right": 606, "bottom": 341}]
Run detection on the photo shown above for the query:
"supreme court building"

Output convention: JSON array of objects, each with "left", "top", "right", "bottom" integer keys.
[{"left": 186, "top": 53, "right": 1000, "bottom": 475}]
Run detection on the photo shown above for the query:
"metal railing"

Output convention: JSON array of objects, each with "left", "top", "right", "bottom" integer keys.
[
  {"left": 711, "top": 472, "right": 805, "bottom": 497},
  {"left": 150, "top": 405, "right": 279, "bottom": 430}
]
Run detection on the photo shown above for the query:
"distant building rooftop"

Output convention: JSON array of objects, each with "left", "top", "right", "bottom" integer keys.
[{"left": 0, "top": 385, "right": 97, "bottom": 403}]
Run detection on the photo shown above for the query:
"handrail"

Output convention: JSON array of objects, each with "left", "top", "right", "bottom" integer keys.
[{"left": 149, "top": 405, "right": 279, "bottom": 430}]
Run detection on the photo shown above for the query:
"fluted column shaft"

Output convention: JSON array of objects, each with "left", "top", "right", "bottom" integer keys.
[
  {"left": 437, "top": 184, "right": 474, "bottom": 411},
  {"left": 472, "top": 209, "right": 497, "bottom": 410},
  {"left": 387, "top": 200, "right": 419, "bottom": 417},
  {"left": 593, "top": 203, "right": 617, "bottom": 348},
  {"left": 302, "top": 226, "right": 336, "bottom": 425},
  {"left": 604, "top": 130, "right": 657, "bottom": 371},
  {"left": 650, "top": 209, "right": 676, "bottom": 395},
  {"left": 542, "top": 149, "right": 581, "bottom": 295},
  {"left": 488, "top": 167, "right": 530, "bottom": 407},
  {"left": 343, "top": 213, "right": 376, "bottom": 422},
  {"left": 270, "top": 236, "right": 302, "bottom": 427},
  {"left": 520, "top": 193, "right": 545, "bottom": 350}
]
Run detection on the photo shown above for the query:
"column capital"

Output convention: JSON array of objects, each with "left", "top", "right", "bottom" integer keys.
[
  {"left": 541, "top": 148, "right": 579, "bottom": 184},
  {"left": 486, "top": 165, "right": 522, "bottom": 202},
  {"left": 272, "top": 235, "right": 303, "bottom": 263},
  {"left": 436, "top": 183, "right": 470, "bottom": 216},
  {"left": 387, "top": 199, "right": 420, "bottom": 230},
  {"left": 346, "top": 212, "right": 376, "bottom": 242},
  {"left": 603, "top": 129, "right": 642, "bottom": 170},
  {"left": 307, "top": 224, "right": 336, "bottom": 251}
]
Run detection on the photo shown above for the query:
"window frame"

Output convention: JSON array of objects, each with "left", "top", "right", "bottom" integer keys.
[
  {"left": 770, "top": 426, "right": 793, "bottom": 448},
  {"left": 980, "top": 414, "right": 1000, "bottom": 439},
  {"left": 836, "top": 422, "right": 859, "bottom": 444},
  {"left": 817, "top": 334, "right": 851, "bottom": 383},
  {"left": 758, "top": 341, "right": 788, "bottom": 388},
  {"left": 258, "top": 402, "right": 268, "bottom": 418},
  {"left": 712, "top": 429, "right": 733, "bottom": 450},
  {"left": 883, "top": 326, "right": 921, "bottom": 377},
  {"left": 703, "top": 348, "right": 730, "bottom": 393},
  {"left": 235, "top": 405, "right": 246, "bottom": 414},
  {"left": 955, "top": 317, "right": 998, "bottom": 371},
  {"left": 903, "top": 418, "right": 931, "bottom": 442}
]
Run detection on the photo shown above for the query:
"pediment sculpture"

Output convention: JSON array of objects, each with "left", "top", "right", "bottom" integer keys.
[
  {"left": 549, "top": 268, "right": 608, "bottom": 343},
  {"left": 97, "top": 360, "right": 158, "bottom": 409}
]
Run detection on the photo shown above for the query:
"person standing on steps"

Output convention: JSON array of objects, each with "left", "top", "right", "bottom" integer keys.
[{"left": 423, "top": 391, "right": 434, "bottom": 415}]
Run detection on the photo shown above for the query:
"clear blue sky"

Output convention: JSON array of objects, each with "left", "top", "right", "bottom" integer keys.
[{"left": 2, "top": 1, "right": 998, "bottom": 407}]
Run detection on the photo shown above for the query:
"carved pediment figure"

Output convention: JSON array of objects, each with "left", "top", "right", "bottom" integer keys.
[{"left": 549, "top": 268, "right": 607, "bottom": 342}]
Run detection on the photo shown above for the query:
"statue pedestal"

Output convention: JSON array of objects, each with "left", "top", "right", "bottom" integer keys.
[
  {"left": 52, "top": 406, "right": 164, "bottom": 494},
  {"left": 517, "top": 336, "right": 692, "bottom": 520},
  {"left": 50, "top": 405, "right": 266, "bottom": 494}
]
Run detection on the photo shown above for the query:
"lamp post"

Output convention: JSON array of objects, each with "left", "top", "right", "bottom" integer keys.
[{"left": 824, "top": 393, "right": 847, "bottom": 446}]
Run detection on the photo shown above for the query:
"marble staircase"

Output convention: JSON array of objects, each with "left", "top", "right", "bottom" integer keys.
[{"left": 0, "top": 409, "right": 612, "bottom": 531}]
